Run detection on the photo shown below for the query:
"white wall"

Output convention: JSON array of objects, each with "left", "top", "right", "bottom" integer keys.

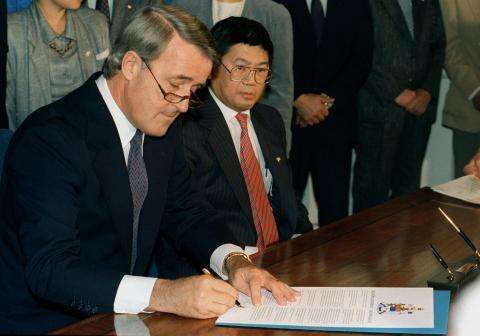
[{"left": 304, "top": 76, "right": 454, "bottom": 225}]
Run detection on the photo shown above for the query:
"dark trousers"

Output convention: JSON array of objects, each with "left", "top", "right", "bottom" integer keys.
[
  {"left": 290, "top": 126, "right": 352, "bottom": 226},
  {"left": 353, "top": 113, "right": 432, "bottom": 213},
  {"left": 452, "top": 129, "right": 480, "bottom": 178}
]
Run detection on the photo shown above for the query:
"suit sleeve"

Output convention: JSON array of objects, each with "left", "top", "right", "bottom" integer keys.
[
  {"left": 160, "top": 124, "right": 242, "bottom": 268},
  {"left": 419, "top": 1, "right": 445, "bottom": 101},
  {"left": 261, "top": 5, "right": 294, "bottom": 147},
  {"left": 9, "top": 124, "right": 124, "bottom": 315},
  {"left": 440, "top": 0, "right": 480, "bottom": 100}
]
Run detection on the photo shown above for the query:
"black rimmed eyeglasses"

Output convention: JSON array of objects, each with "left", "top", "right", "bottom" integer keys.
[
  {"left": 221, "top": 62, "right": 272, "bottom": 84},
  {"left": 143, "top": 61, "right": 204, "bottom": 108}
]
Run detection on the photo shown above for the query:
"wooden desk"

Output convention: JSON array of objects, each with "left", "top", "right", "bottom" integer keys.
[{"left": 52, "top": 189, "right": 480, "bottom": 335}]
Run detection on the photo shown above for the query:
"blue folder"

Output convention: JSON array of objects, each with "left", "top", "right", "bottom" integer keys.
[{"left": 216, "top": 290, "right": 450, "bottom": 335}]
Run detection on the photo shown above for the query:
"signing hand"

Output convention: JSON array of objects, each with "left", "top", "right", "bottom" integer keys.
[
  {"left": 294, "top": 93, "right": 334, "bottom": 127},
  {"left": 464, "top": 151, "right": 480, "bottom": 178},
  {"left": 148, "top": 276, "right": 238, "bottom": 319},
  {"left": 226, "top": 255, "right": 299, "bottom": 306}
]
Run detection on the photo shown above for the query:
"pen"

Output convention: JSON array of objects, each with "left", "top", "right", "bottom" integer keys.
[
  {"left": 201, "top": 268, "right": 244, "bottom": 308},
  {"left": 429, "top": 244, "right": 455, "bottom": 281},
  {"left": 438, "top": 207, "right": 480, "bottom": 260}
]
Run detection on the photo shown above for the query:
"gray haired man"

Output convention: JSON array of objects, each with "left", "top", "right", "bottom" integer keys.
[{"left": 0, "top": 6, "right": 297, "bottom": 334}]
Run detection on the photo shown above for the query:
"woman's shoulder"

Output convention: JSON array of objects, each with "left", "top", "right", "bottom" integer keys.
[{"left": 73, "top": 6, "right": 109, "bottom": 26}]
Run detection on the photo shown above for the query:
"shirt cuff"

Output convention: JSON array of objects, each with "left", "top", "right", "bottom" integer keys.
[
  {"left": 210, "top": 243, "right": 244, "bottom": 280},
  {"left": 469, "top": 86, "right": 480, "bottom": 101},
  {"left": 113, "top": 275, "right": 157, "bottom": 314}
]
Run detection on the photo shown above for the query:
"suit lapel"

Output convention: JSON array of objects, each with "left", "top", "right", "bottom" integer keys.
[
  {"left": 27, "top": 5, "right": 51, "bottom": 108},
  {"left": 250, "top": 105, "right": 285, "bottom": 196},
  {"left": 84, "top": 78, "right": 133, "bottom": 270},
  {"left": 70, "top": 10, "right": 98, "bottom": 81},
  {"left": 241, "top": 0, "right": 252, "bottom": 18},
  {"left": 203, "top": 0, "right": 214, "bottom": 28},
  {"left": 200, "top": 94, "right": 253, "bottom": 224},
  {"left": 380, "top": 0, "right": 414, "bottom": 41},
  {"left": 412, "top": 0, "right": 426, "bottom": 44}
]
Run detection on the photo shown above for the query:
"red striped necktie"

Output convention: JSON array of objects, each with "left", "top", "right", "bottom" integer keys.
[{"left": 235, "top": 112, "right": 279, "bottom": 251}]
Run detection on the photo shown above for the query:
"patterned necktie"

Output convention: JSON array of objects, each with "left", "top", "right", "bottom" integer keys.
[
  {"left": 127, "top": 129, "right": 148, "bottom": 273},
  {"left": 95, "top": 0, "right": 110, "bottom": 22},
  {"left": 235, "top": 113, "right": 279, "bottom": 251},
  {"left": 311, "top": 0, "right": 325, "bottom": 47}
]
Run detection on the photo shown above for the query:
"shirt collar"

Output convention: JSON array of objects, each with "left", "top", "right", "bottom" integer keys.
[
  {"left": 35, "top": 3, "right": 75, "bottom": 44},
  {"left": 96, "top": 75, "right": 137, "bottom": 149},
  {"left": 208, "top": 87, "right": 250, "bottom": 122}
]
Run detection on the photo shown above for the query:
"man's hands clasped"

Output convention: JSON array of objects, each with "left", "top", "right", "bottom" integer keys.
[
  {"left": 395, "top": 89, "right": 431, "bottom": 116},
  {"left": 294, "top": 93, "right": 334, "bottom": 127}
]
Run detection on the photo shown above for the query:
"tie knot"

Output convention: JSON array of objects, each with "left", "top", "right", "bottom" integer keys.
[
  {"left": 131, "top": 129, "right": 143, "bottom": 146},
  {"left": 235, "top": 112, "right": 249, "bottom": 130}
]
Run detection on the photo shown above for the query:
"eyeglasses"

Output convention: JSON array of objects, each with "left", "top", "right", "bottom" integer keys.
[
  {"left": 221, "top": 63, "right": 271, "bottom": 84},
  {"left": 143, "top": 61, "right": 203, "bottom": 108}
]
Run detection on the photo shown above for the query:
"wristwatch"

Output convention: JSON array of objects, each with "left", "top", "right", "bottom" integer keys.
[{"left": 222, "top": 251, "right": 252, "bottom": 276}]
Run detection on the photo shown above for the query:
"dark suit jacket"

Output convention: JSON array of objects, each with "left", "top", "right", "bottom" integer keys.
[
  {"left": 182, "top": 92, "right": 312, "bottom": 245},
  {"left": 275, "top": 0, "right": 373, "bottom": 141},
  {"left": 0, "top": 74, "right": 240, "bottom": 334},
  {"left": 358, "top": 0, "right": 445, "bottom": 124},
  {"left": 0, "top": 0, "right": 8, "bottom": 128}
]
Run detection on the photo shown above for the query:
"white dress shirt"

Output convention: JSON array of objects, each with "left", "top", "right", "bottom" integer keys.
[
  {"left": 95, "top": 76, "right": 245, "bottom": 313},
  {"left": 87, "top": 0, "right": 114, "bottom": 19},
  {"left": 212, "top": 0, "right": 245, "bottom": 25},
  {"left": 306, "top": 0, "right": 328, "bottom": 15}
]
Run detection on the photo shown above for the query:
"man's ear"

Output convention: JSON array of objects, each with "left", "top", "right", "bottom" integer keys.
[{"left": 121, "top": 51, "right": 142, "bottom": 81}]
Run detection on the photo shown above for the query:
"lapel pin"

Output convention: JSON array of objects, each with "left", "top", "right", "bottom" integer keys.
[
  {"left": 276, "top": 157, "right": 281, "bottom": 163},
  {"left": 127, "top": 4, "right": 133, "bottom": 9}
]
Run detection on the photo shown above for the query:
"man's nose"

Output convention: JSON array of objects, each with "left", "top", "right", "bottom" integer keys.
[{"left": 176, "top": 99, "right": 190, "bottom": 113}]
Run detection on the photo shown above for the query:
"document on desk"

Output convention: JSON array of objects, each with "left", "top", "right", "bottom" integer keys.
[
  {"left": 432, "top": 175, "right": 480, "bottom": 204},
  {"left": 216, "top": 287, "right": 440, "bottom": 333}
]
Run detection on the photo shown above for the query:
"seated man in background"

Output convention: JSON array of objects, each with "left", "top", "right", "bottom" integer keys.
[
  {"left": 166, "top": 17, "right": 312, "bottom": 277},
  {"left": 0, "top": 6, "right": 296, "bottom": 334},
  {"left": 170, "top": 0, "right": 294, "bottom": 149}
]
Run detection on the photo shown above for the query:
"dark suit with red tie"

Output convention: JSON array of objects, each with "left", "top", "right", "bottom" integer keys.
[{"left": 182, "top": 92, "right": 312, "bottom": 242}]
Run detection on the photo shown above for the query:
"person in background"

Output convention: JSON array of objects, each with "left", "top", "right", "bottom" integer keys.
[
  {"left": 275, "top": 0, "right": 373, "bottom": 226},
  {"left": 170, "top": 0, "right": 294, "bottom": 149},
  {"left": 1, "top": 0, "right": 8, "bottom": 128},
  {"left": 353, "top": 0, "right": 445, "bottom": 212},
  {"left": 86, "top": 0, "right": 161, "bottom": 45},
  {"left": 167, "top": 17, "right": 312, "bottom": 278},
  {"left": 440, "top": 0, "right": 480, "bottom": 178},
  {"left": 6, "top": 0, "right": 110, "bottom": 130},
  {"left": 0, "top": 6, "right": 296, "bottom": 334}
]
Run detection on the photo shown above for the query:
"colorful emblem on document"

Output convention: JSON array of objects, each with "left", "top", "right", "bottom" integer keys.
[{"left": 376, "top": 303, "right": 424, "bottom": 315}]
